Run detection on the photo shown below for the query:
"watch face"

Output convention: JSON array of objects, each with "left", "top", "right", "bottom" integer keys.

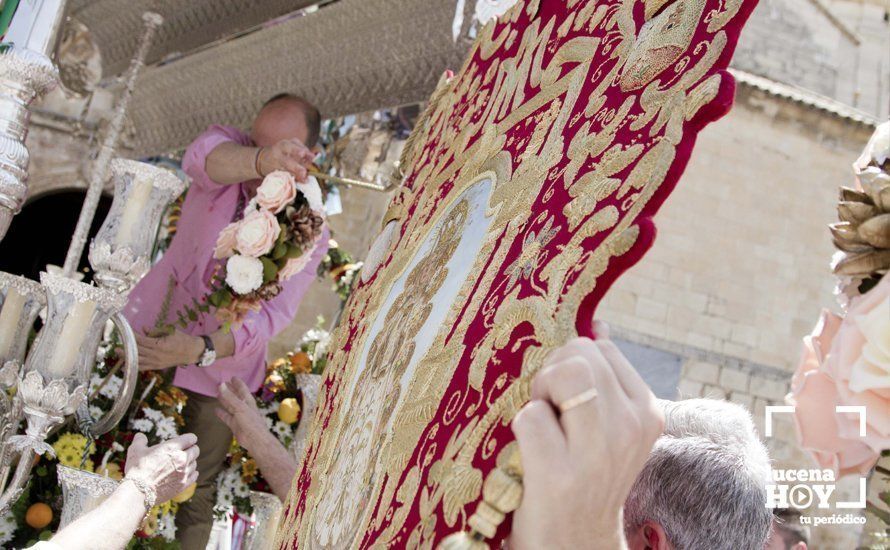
[{"left": 201, "top": 350, "right": 216, "bottom": 367}]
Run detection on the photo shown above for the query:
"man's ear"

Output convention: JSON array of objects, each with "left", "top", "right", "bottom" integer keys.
[
  {"left": 791, "top": 543, "right": 807, "bottom": 550},
  {"left": 642, "top": 521, "right": 672, "bottom": 550}
]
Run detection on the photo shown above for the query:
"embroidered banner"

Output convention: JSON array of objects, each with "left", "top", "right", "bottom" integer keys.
[{"left": 277, "top": 0, "right": 758, "bottom": 546}]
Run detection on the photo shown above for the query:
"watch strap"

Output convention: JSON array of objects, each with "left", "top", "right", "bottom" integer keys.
[{"left": 201, "top": 335, "right": 214, "bottom": 353}]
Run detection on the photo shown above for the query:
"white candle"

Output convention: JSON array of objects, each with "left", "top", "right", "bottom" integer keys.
[
  {"left": 115, "top": 179, "right": 153, "bottom": 247},
  {"left": 0, "top": 289, "right": 25, "bottom": 359},
  {"left": 48, "top": 300, "right": 97, "bottom": 379}
]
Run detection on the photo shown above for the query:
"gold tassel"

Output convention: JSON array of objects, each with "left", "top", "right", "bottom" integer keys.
[{"left": 438, "top": 443, "right": 524, "bottom": 550}]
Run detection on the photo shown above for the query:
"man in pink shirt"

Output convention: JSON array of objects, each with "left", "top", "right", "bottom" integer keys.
[{"left": 124, "top": 94, "right": 328, "bottom": 549}]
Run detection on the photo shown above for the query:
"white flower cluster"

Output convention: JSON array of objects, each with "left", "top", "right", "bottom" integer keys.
[
  {"left": 214, "top": 466, "right": 251, "bottom": 514},
  {"left": 89, "top": 373, "right": 124, "bottom": 400},
  {"left": 256, "top": 402, "right": 293, "bottom": 445},
  {"left": 130, "top": 407, "right": 178, "bottom": 440},
  {"left": 0, "top": 510, "right": 15, "bottom": 545},
  {"left": 158, "top": 511, "right": 177, "bottom": 541},
  {"left": 272, "top": 420, "right": 292, "bottom": 444},
  {"left": 341, "top": 263, "right": 362, "bottom": 288},
  {"left": 301, "top": 328, "right": 331, "bottom": 360}
]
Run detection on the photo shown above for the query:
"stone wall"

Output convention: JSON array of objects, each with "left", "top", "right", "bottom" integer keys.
[
  {"left": 733, "top": 0, "right": 890, "bottom": 120},
  {"left": 735, "top": 0, "right": 854, "bottom": 100},
  {"left": 595, "top": 85, "right": 875, "bottom": 548},
  {"left": 597, "top": 84, "right": 873, "bottom": 371},
  {"left": 827, "top": 0, "right": 890, "bottom": 119}
]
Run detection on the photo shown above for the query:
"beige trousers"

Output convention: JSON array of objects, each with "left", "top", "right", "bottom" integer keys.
[{"left": 175, "top": 389, "right": 233, "bottom": 550}]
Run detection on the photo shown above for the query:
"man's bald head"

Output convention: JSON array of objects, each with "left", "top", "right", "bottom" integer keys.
[{"left": 251, "top": 94, "right": 321, "bottom": 149}]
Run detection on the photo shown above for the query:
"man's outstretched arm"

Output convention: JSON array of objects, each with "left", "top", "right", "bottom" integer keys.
[{"left": 205, "top": 139, "right": 314, "bottom": 185}]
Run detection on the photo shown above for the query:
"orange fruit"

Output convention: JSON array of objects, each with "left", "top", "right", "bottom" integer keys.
[
  {"left": 26, "top": 502, "right": 53, "bottom": 529},
  {"left": 289, "top": 351, "right": 312, "bottom": 374}
]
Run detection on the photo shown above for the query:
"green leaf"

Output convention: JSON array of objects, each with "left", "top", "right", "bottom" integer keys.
[
  {"left": 284, "top": 243, "right": 304, "bottom": 259},
  {"left": 209, "top": 288, "right": 234, "bottom": 308},
  {"left": 272, "top": 241, "right": 288, "bottom": 260},
  {"left": 187, "top": 308, "right": 198, "bottom": 322},
  {"left": 261, "top": 257, "right": 279, "bottom": 282},
  {"left": 277, "top": 223, "right": 288, "bottom": 244}
]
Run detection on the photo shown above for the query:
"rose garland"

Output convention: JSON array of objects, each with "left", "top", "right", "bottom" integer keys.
[
  {"left": 164, "top": 171, "right": 325, "bottom": 333},
  {"left": 787, "top": 122, "right": 889, "bottom": 535}
]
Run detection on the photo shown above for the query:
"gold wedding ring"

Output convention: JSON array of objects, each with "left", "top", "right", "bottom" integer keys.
[{"left": 557, "top": 387, "right": 598, "bottom": 414}]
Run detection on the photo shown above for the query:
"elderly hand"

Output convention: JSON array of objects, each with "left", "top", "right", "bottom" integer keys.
[
  {"left": 509, "top": 324, "right": 664, "bottom": 550},
  {"left": 258, "top": 138, "right": 315, "bottom": 181},
  {"left": 125, "top": 433, "right": 199, "bottom": 505},
  {"left": 216, "top": 379, "right": 268, "bottom": 455},
  {"left": 135, "top": 331, "right": 203, "bottom": 372}
]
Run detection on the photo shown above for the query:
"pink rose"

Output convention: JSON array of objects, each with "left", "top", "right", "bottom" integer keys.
[
  {"left": 256, "top": 171, "right": 297, "bottom": 213},
  {"left": 214, "top": 222, "right": 239, "bottom": 259},
  {"left": 279, "top": 255, "right": 312, "bottom": 281},
  {"left": 830, "top": 273, "right": 890, "bottom": 446},
  {"left": 279, "top": 232, "right": 324, "bottom": 281},
  {"left": 788, "top": 272, "right": 890, "bottom": 477},
  {"left": 235, "top": 209, "right": 281, "bottom": 258}
]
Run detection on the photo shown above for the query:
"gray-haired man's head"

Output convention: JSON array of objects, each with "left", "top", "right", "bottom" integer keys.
[{"left": 623, "top": 398, "right": 773, "bottom": 550}]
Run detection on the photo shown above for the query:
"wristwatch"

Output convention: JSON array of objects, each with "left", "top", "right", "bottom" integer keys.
[{"left": 198, "top": 335, "right": 216, "bottom": 367}]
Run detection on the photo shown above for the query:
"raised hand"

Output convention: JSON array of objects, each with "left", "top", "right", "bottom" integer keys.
[
  {"left": 258, "top": 138, "right": 315, "bottom": 181},
  {"left": 509, "top": 324, "right": 664, "bottom": 550},
  {"left": 215, "top": 378, "right": 268, "bottom": 455}
]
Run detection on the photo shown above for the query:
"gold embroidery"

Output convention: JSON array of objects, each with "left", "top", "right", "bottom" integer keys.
[{"left": 276, "top": 0, "right": 742, "bottom": 546}]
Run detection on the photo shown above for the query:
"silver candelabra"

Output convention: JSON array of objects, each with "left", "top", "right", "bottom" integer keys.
[
  {"left": 0, "top": 6, "right": 184, "bottom": 515},
  {"left": 0, "top": 0, "right": 68, "bottom": 240}
]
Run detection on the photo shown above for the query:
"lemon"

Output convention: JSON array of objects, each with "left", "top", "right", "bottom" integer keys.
[
  {"left": 278, "top": 398, "right": 301, "bottom": 424},
  {"left": 172, "top": 482, "right": 197, "bottom": 503}
]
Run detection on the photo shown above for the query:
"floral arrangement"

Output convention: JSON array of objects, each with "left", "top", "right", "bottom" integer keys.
[
  {"left": 214, "top": 324, "right": 330, "bottom": 517},
  {"left": 787, "top": 122, "right": 889, "bottom": 538},
  {"left": 7, "top": 329, "right": 190, "bottom": 548},
  {"left": 177, "top": 171, "right": 326, "bottom": 331},
  {"left": 318, "top": 239, "right": 362, "bottom": 302}
]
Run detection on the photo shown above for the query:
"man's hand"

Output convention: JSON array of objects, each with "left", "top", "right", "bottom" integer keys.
[
  {"left": 216, "top": 379, "right": 269, "bottom": 455},
  {"left": 258, "top": 138, "right": 315, "bottom": 181},
  {"left": 135, "top": 331, "right": 203, "bottom": 372},
  {"left": 509, "top": 324, "right": 664, "bottom": 550}
]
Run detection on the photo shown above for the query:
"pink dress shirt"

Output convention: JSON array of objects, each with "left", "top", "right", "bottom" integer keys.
[{"left": 124, "top": 125, "right": 328, "bottom": 397}]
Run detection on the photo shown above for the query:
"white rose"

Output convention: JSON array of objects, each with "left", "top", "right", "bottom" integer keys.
[
  {"left": 225, "top": 254, "right": 264, "bottom": 295},
  {"left": 296, "top": 176, "right": 325, "bottom": 213}
]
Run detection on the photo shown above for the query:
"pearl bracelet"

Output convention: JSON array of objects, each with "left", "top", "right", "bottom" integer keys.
[{"left": 125, "top": 477, "right": 157, "bottom": 513}]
